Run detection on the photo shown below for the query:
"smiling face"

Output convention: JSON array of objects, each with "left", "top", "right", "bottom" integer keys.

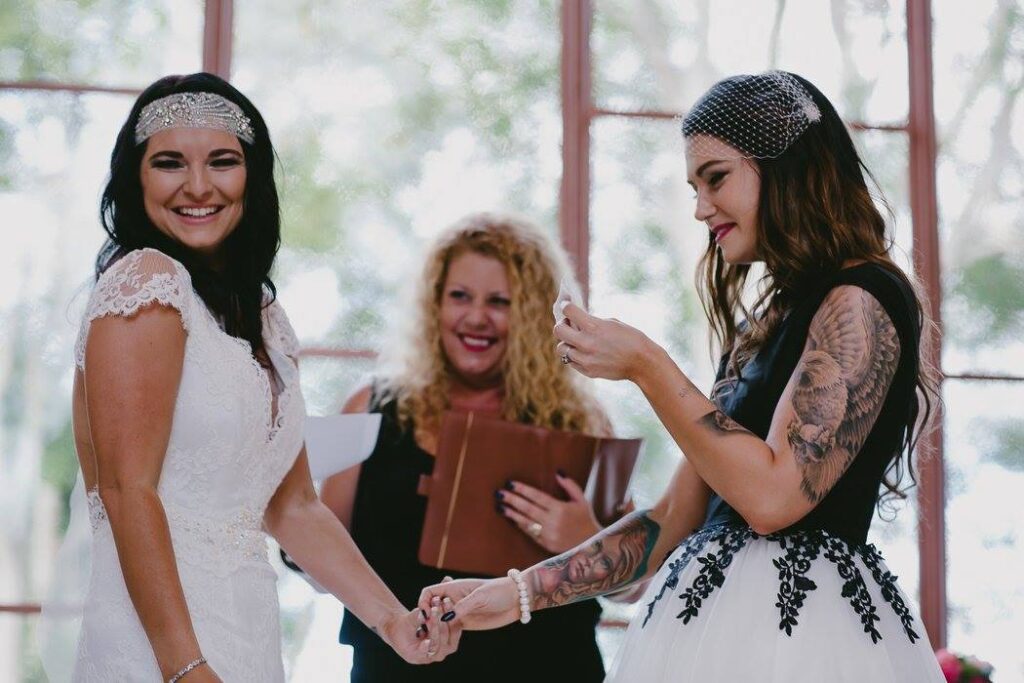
[
  {"left": 140, "top": 127, "right": 247, "bottom": 259},
  {"left": 685, "top": 134, "right": 762, "bottom": 264},
  {"left": 438, "top": 250, "right": 511, "bottom": 389}
]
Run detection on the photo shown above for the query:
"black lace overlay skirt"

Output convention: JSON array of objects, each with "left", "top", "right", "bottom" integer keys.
[{"left": 607, "top": 523, "right": 945, "bottom": 682}]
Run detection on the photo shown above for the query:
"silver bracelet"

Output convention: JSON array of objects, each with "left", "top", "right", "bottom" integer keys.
[
  {"left": 507, "top": 568, "right": 532, "bottom": 624},
  {"left": 168, "top": 656, "right": 207, "bottom": 683}
]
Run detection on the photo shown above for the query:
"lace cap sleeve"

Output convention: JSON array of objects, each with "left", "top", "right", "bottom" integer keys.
[
  {"left": 74, "top": 249, "right": 193, "bottom": 368},
  {"left": 263, "top": 297, "right": 300, "bottom": 360}
]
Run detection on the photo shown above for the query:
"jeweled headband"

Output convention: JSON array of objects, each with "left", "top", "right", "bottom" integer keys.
[{"left": 134, "top": 92, "right": 255, "bottom": 145}]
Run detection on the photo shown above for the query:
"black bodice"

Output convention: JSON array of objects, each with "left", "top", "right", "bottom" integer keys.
[{"left": 701, "top": 263, "right": 921, "bottom": 545}]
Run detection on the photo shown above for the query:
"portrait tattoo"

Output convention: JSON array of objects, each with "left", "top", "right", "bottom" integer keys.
[
  {"left": 786, "top": 287, "right": 900, "bottom": 504},
  {"left": 528, "top": 511, "right": 660, "bottom": 608}
]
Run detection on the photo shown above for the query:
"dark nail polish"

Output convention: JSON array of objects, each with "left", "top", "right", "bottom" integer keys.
[
  {"left": 494, "top": 490, "right": 504, "bottom": 500},
  {"left": 495, "top": 501, "right": 505, "bottom": 513},
  {"left": 420, "top": 608, "right": 429, "bottom": 621},
  {"left": 441, "top": 611, "right": 456, "bottom": 622},
  {"left": 556, "top": 468, "right": 567, "bottom": 478},
  {"left": 504, "top": 480, "right": 515, "bottom": 491},
  {"left": 416, "top": 624, "right": 428, "bottom": 638}
]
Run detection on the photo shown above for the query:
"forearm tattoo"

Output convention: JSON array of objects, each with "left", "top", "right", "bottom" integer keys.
[
  {"left": 697, "top": 409, "right": 752, "bottom": 435},
  {"left": 527, "top": 511, "right": 660, "bottom": 609},
  {"left": 787, "top": 287, "right": 900, "bottom": 503}
]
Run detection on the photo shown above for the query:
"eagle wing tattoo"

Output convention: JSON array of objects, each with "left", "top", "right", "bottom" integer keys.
[{"left": 786, "top": 286, "right": 901, "bottom": 503}]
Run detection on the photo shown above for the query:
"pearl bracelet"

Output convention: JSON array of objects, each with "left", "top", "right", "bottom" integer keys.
[
  {"left": 507, "top": 568, "right": 532, "bottom": 624},
  {"left": 168, "top": 656, "right": 207, "bottom": 683}
]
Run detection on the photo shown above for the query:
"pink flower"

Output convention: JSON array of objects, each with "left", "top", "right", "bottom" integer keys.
[{"left": 936, "top": 649, "right": 962, "bottom": 682}]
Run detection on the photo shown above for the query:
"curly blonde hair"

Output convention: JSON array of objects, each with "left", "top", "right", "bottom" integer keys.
[{"left": 378, "top": 212, "right": 610, "bottom": 439}]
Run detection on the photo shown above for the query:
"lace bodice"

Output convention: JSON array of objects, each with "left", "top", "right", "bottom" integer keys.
[{"left": 71, "top": 248, "right": 304, "bottom": 681}]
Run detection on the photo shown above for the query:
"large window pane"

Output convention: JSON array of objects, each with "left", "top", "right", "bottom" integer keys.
[
  {"left": 0, "top": 90, "right": 132, "bottom": 682},
  {"left": 0, "top": 0, "right": 202, "bottom": 86},
  {"left": 233, "top": 0, "right": 562, "bottom": 351},
  {"left": 945, "top": 379, "right": 1024, "bottom": 682},
  {"left": 593, "top": 0, "right": 908, "bottom": 124},
  {"left": 934, "top": 0, "right": 1024, "bottom": 377},
  {"left": 853, "top": 128, "right": 914, "bottom": 274}
]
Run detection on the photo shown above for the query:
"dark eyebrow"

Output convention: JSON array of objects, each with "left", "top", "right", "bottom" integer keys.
[
  {"left": 687, "top": 159, "right": 729, "bottom": 188},
  {"left": 148, "top": 150, "right": 183, "bottom": 160},
  {"left": 696, "top": 159, "right": 728, "bottom": 178}
]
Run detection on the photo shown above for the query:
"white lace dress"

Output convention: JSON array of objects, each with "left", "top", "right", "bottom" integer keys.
[{"left": 70, "top": 249, "right": 305, "bottom": 682}]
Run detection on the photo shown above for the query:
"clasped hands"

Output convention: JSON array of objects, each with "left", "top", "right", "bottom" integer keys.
[
  {"left": 377, "top": 596, "right": 461, "bottom": 665},
  {"left": 379, "top": 575, "right": 521, "bottom": 664}
]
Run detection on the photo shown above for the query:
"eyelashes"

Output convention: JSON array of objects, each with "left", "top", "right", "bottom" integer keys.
[
  {"left": 689, "top": 171, "right": 729, "bottom": 198},
  {"left": 149, "top": 157, "right": 243, "bottom": 170}
]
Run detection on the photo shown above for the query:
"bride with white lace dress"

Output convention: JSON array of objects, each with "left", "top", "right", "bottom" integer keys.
[{"left": 52, "top": 73, "right": 460, "bottom": 682}]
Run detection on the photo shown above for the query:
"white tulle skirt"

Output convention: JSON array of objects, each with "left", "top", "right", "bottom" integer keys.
[{"left": 607, "top": 524, "right": 945, "bottom": 683}]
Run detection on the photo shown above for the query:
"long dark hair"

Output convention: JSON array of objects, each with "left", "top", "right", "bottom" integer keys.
[
  {"left": 684, "top": 71, "right": 939, "bottom": 502},
  {"left": 98, "top": 72, "right": 280, "bottom": 354}
]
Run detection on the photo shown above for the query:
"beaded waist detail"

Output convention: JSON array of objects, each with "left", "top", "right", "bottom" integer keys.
[
  {"left": 165, "top": 506, "right": 268, "bottom": 570},
  {"left": 85, "top": 490, "right": 267, "bottom": 572}
]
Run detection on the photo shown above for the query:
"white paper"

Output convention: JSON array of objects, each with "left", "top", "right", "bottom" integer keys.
[
  {"left": 304, "top": 413, "right": 382, "bottom": 480},
  {"left": 552, "top": 276, "right": 585, "bottom": 327}
]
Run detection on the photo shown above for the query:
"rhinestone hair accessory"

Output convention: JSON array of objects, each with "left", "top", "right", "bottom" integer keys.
[
  {"left": 682, "top": 71, "right": 821, "bottom": 160},
  {"left": 134, "top": 92, "right": 255, "bottom": 145}
]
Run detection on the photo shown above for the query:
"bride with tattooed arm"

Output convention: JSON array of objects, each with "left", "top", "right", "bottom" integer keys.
[{"left": 422, "top": 72, "right": 946, "bottom": 682}]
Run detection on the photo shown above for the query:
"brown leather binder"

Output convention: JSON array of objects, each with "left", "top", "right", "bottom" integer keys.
[{"left": 417, "top": 411, "right": 642, "bottom": 576}]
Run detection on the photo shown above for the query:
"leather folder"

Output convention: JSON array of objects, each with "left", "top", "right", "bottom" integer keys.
[{"left": 417, "top": 411, "right": 642, "bottom": 576}]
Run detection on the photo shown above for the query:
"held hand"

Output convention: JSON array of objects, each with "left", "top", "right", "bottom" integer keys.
[
  {"left": 497, "top": 475, "right": 601, "bottom": 553},
  {"left": 553, "top": 303, "right": 656, "bottom": 382},
  {"left": 419, "top": 577, "right": 521, "bottom": 631},
  {"left": 378, "top": 606, "right": 459, "bottom": 665}
]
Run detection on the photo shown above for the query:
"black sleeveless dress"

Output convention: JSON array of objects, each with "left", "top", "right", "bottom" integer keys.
[
  {"left": 340, "top": 395, "right": 605, "bottom": 682},
  {"left": 605, "top": 264, "right": 945, "bottom": 682}
]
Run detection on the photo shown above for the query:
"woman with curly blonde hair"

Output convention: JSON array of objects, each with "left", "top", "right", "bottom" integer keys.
[{"left": 321, "top": 213, "right": 614, "bottom": 682}]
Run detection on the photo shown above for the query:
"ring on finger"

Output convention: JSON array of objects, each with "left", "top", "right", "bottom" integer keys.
[
  {"left": 560, "top": 352, "right": 571, "bottom": 365},
  {"left": 527, "top": 521, "right": 543, "bottom": 538}
]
